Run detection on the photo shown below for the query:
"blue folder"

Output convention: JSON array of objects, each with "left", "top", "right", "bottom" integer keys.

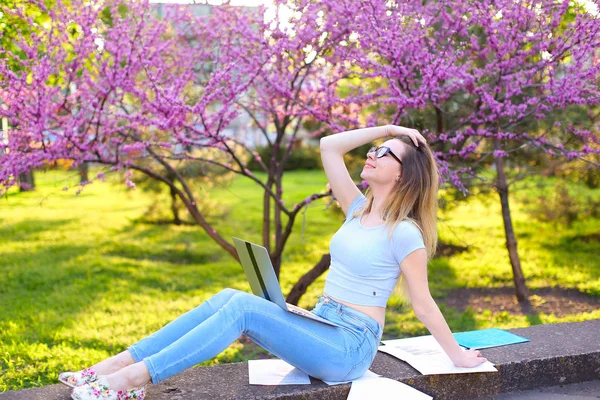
[{"left": 453, "top": 328, "right": 530, "bottom": 349}]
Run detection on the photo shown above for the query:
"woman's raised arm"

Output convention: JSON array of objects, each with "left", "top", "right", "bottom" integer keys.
[{"left": 319, "top": 125, "right": 388, "bottom": 214}]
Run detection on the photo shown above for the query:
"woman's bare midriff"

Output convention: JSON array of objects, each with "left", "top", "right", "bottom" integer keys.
[{"left": 323, "top": 292, "right": 385, "bottom": 330}]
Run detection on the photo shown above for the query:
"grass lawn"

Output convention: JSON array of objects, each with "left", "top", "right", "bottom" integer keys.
[{"left": 0, "top": 167, "right": 598, "bottom": 391}]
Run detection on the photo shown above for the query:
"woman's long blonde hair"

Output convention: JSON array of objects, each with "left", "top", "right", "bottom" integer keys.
[{"left": 351, "top": 136, "right": 439, "bottom": 304}]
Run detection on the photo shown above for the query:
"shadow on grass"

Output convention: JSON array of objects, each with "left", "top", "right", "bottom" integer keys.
[
  {"left": 550, "top": 231, "right": 600, "bottom": 257},
  {"left": 442, "top": 286, "right": 599, "bottom": 318},
  {"left": 427, "top": 256, "right": 461, "bottom": 299},
  {"left": 0, "top": 218, "right": 73, "bottom": 242},
  {"left": 540, "top": 231, "right": 600, "bottom": 295},
  {"left": 0, "top": 219, "right": 247, "bottom": 349},
  {"left": 99, "top": 222, "right": 246, "bottom": 292},
  {"left": 0, "top": 244, "right": 137, "bottom": 344},
  {"left": 1, "top": 244, "right": 90, "bottom": 296},
  {"left": 103, "top": 242, "right": 220, "bottom": 266}
]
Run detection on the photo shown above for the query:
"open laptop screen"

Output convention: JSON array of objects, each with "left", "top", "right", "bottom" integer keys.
[
  {"left": 232, "top": 237, "right": 288, "bottom": 310},
  {"left": 243, "top": 241, "right": 272, "bottom": 301}
]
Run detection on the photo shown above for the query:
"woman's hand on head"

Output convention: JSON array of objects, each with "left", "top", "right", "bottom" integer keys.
[
  {"left": 452, "top": 349, "right": 488, "bottom": 368},
  {"left": 385, "top": 125, "right": 427, "bottom": 147}
]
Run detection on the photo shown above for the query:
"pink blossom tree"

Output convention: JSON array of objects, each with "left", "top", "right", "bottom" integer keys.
[{"left": 1, "top": 0, "right": 261, "bottom": 251}]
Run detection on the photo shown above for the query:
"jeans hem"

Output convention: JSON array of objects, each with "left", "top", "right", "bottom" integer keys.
[
  {"left": 143, "top": 356, "right": 160, "bottom": 384},
  {"left": 127, "top": 345, "right": 143, "bottom": 363}
]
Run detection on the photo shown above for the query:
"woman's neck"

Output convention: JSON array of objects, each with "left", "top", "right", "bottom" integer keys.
[{"left": 369, "top": 186, "right": 393, "bottom": 219}]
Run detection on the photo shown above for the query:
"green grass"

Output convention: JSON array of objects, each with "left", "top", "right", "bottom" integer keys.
[{"left": 0, "top": 167, "right": 598, "bottom": 391}]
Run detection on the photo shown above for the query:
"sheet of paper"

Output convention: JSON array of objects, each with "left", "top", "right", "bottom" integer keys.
[
  {"left": 322, "top": 369, "right": 380, "bottom": 385},
  {"left": 379, "top": 335, "right": 498, "bottom": 375},
  {"left": 248, "top": 359, "right": 311, "bottom": 385},
  {"left": 452, "top": 328, "right": 530, "bottom": 349},
  {"left": 348, "top": 377, "right": 433, "bottom": 400}
]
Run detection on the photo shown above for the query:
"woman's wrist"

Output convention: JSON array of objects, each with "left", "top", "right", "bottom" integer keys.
[
  {"left": 320, "top": 125, "right": 389, "bottom": 154},
  {"left": 449, "top": 350, "right": 466, "bottom": 364},
  {"left": 383, "top": 124, "right": 391, "bottom": 137}
]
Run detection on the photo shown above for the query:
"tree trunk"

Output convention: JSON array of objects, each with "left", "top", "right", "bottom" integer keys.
[
  {"left": 272, "top": 176, "right": 283, "bottom": 278},
  {"left": 286, "top": 253, "right": 331, "bottom": 305},
  {"left": 271, "top": 252, "right": 282, "bottom": 280},
  {"left": 435, "top": 106, "right": 444, "bottom": 134},
  {"left": 78, "top": 162, "right": 89, "bottom": 183},
  {"left": 263, "top": 179, "right": 272, "bottom": 253},
  {"left": 18, "top": 171, "right": 35, "bottom": 192},
  {"left": 170, "top": 186, "right": 181, "bottom": 225},
  {"left": 493, "top": 138, "right": 529, "bottom": 304}
]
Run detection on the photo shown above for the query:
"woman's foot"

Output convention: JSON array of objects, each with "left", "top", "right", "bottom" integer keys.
[
  {"left": 70, "top": 375, "right": 146, "bottom": 400},
  {"left": 58, "top": 350, "right": 136, "bottom": 388},
  {"left": 58, "top": 367, "right": 99, "bottom": 388}
]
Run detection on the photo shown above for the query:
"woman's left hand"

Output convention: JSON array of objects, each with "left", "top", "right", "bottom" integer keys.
[
  {"left": 452, "top": 349, "right": 488, "bottom": 368},
  {"left": 385, "top": 124, "right": 427, "bottom": 147}
]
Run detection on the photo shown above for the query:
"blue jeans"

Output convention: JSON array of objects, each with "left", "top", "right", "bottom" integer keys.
[{"left": 127, "top": 288, "right": 383, "bottom": 384}]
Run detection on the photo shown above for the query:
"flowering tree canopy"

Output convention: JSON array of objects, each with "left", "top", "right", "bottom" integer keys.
[
  {"left": 341, "top": 0, "right": 599, "bottom": 190},
  {"left": 1, "top": 0, "right": 598, "bottom": 302}
]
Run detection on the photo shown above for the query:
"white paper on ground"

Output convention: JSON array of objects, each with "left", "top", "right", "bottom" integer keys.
[
  {"left": 248, "top": 359, "right": 311, "bottom": 385},
  {"left": 378, "top": 335, "right": 497, "bottom": 375},
  {"left": 347, "top": 377, "right": 433, "bottom": 400},
  {"left": 322, "top": 369, "right": 380, "bottom": 385}
]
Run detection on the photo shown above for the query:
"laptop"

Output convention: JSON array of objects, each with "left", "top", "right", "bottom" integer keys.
[{"left": 232, "top": 237, "right": 342, "bottom": 327}]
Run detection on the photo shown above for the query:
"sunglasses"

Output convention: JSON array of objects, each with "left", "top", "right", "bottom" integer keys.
[{"left": 367, "top": 146, "right": 403, "bottom": 166}]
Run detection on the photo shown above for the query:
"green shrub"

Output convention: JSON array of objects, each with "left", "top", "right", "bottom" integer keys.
[{"left": 521, "top": 179, "right": 600, "bottom": 226}]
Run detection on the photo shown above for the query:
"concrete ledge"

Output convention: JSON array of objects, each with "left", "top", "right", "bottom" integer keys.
[{"left": 1, "top": 319, "right": 599, "bottom": 400}]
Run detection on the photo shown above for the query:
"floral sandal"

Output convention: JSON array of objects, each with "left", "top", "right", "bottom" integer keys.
[
  {"left": 58, "top": 367, "right": 99, "bottom": 388},
  {"left": 70, "top": 375, "right": 146, "bottom": 400}
]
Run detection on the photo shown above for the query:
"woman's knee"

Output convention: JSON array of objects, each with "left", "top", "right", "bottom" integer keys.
[
  {"left": 222, "top": 290, "right": 260, "bottom": 314},
  {"left": 214, "top": 288, "right": 253, "bottom": 308},
  {"left": 214, "top": 287, "right": 251, "bottom": 304},
  {"left": 198, "top": 288, "right": 244, "bottom": 312},
  {"left": 219, "top": 287, "right": 243, "bottom": 297},
  {"left": 228, "top": 290, "right": 255, "bottom": 303}
]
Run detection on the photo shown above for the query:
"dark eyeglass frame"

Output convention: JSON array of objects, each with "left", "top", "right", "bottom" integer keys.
[{"left": 367, "top": 146, "right": 403, "bottom": 166}]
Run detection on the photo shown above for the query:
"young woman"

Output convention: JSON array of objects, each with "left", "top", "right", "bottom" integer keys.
[{"left": 60, "top": 124, "right": 487, "bottom": 400}]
